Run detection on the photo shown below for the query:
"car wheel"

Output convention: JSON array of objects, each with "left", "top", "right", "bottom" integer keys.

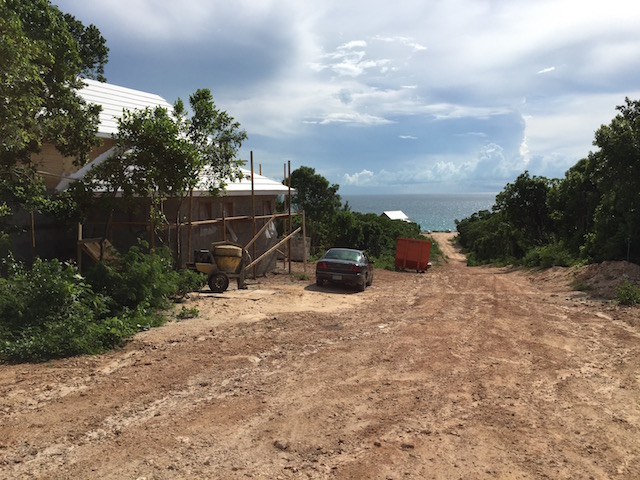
[
  {"left": 366, "top": 272, "right": 373, "bottom": 286},
  {"left": 358, "top": 277, "right": 366, "bottom": 292},
  {"left": 208, "top": 272, "right": 229, "bottom": 293},
  {"left": 316, "top": 277, "right": 325, "bottom": 287}
]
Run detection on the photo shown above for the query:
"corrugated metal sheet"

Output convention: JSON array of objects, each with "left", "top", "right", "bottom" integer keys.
[{"left": 78, "top": 79, "right": 173, "bottom": 138}]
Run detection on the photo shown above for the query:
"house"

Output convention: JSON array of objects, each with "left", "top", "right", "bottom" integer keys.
[
  {"left": 381, "top": 210, "right": 410, "bottom": 222},
  {"left": 20, "top": 79, "right": 295, "bottom": 274},
  {"left": 35, "top": 79, "right": 174, "bottom": 192}
]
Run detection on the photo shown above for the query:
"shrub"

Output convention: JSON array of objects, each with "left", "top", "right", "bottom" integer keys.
[
  {"left": 0, "top": 258, "right": 107, "bottom": 331},
  {"left": 176, "top": 306, "right": 199, "bottom": 320},
  {"left": 616, "top": 280, "right": 640, "bottom": 306},
  {"left": 0, "top": 258, "right": 122, "bottom": 362},
  {"left": 523, "top": 243, "right": 574, "bottom": 268},
  {"left": 0, "top": 245, "right": 202, "bottom": 362},
  {"left": 86, "top": 244, "right": 204, "bottom": 313}
]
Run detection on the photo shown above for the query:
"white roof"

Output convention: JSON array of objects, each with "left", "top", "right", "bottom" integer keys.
[
  {"left": 223, "top": 168, "right": 291, "bottom": 196},
  {"left": 382, "top": 210, "right": 410, "bottom": 221},
  {"left": 57, "top": 152, "right": 290, "bottom": 197},
  {"left": 68, "top": 80, "right": 290, "bottom": 197},
  {"left": 196, "top": 167, "right": 291, "bottom": 196},
  {"left": 78, "top": 79, "right": 173, "bottom": 138}
]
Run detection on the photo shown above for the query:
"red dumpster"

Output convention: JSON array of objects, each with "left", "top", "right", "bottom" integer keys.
[{"left": 394, "top": 237, "right": 432, "bottom": 272}]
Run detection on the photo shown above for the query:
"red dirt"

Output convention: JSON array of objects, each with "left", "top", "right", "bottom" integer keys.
[{"left": 1, "top": 232, "right": 639, "bottom": 479}]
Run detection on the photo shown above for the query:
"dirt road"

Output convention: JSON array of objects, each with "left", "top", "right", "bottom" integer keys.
[{"left": 2, "top": 233, "right": 640, "bottom": 479}]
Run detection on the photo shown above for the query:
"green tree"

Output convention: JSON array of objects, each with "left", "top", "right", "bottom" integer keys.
[
  {"left": 0, "top": 0, "right": 108, "bottom": 221},
  {"left": 547, "top": 155, "right": 599, "bottom": 256},
  {"left": 459, "top": 99, "right": 640, "bottom": 265},
  {"left": 288, "top": 166, "right": 341, "bottom": 221},
  {"left": 585, "top": 98, "right": 640, "bottom": 261},
  {"left": 456, "top": 209, "right": 518, "bottom": 265},
  {"left": 78, "top": 89, "right": 247, "bottom": 256},
  {"left": 285, "top": 166, "right": 342, "bottom": 248},
  {"left": 494, "top": 171, "right": 554, "bottom": 255}
]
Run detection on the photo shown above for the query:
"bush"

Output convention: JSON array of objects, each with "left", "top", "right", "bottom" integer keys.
[
  {"left": 0, "top": 258, "right": 122, "bottom": 362},
  {"left": 0, "top": 245, "right": 203, "bottom": 362},
  {"left": 616, "top": 280, "right": 640, "bottom": 306},
  {"left": 456, "top": 210, "right": 521, "bottom": 265},
  {"left": 85, "top": 244, "right": 204, "bottom": 313},
  {"left": 523, "top": 242, "right": 574, "bottom": 268}
]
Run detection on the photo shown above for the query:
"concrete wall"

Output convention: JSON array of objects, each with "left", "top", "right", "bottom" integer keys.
[
  {"left": 31, "top": 140, "right": 116, "bottom": 190},
  {"left": 289, "top": 236, "right": 310, "bottom": 261}
]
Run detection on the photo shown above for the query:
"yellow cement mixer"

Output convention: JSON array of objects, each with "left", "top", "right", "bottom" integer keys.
[{"left": 191, "top": 242, "right": 250, "bottom": 292}]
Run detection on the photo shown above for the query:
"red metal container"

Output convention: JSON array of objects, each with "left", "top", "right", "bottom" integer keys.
[{"left": 394, "top": 237, "right": 432, "bottom": 272}]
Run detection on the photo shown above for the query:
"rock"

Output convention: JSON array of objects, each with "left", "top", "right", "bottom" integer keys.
[{"left": 273, "top": 440, "right": 289, "bottom": 451}]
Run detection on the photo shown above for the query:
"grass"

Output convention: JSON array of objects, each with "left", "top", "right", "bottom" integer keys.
[{"left": 176, "top": 306, "right": 200, "bottom": 320}]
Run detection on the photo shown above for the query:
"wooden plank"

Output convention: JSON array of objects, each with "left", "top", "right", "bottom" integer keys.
[{"left": 82, "top": 239, "right": 119, "bottom": 262}]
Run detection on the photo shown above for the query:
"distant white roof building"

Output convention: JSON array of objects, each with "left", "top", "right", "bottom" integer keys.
[
  {"left": 382, "top": 210, "right": 410, "bottom": 222},
  {"left": 58, "top": 80, "right": 289, "bottom": 196}
]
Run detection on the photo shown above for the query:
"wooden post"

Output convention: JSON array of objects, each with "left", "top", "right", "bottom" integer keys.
[
  {"left": 251, "top": 151, "right": 257, "bottom": 279},
  {"left": 187, "top": 189, "right": 193, "bottom": 263},
  {"left": 302, "top": 210, "right": 307, "bottom": 273},
  {"left": 149, "top": 200, "right": 155, "bottom": 249},
  {"left": 77, "top": 222, "right": 83, "bottom": 273},
  {"left": 30, "top": 211, "right": 36, "bottom": 262},
  {"left": 222, "top": 197, "right": 226, "bottom": 242},
  {"left": 288, "top": 160, "right": 292, "bottom": 274},
  {"left": 283, "top": 163, "right": 287, "bottom": 269}
]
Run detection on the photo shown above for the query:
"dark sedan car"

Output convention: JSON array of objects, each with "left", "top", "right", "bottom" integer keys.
[{"left": 315, "top": 248, "right": 373, "bottom": 291}]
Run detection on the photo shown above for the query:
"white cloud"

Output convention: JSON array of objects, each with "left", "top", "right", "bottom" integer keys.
[
  {"left": 343, "top": 169, "right": 375, "bottom": 185},
  {"left": 55, "top": 0, "right": 640, "bottom": 192},
  {"left": 338, "top": 40, "right": 368, "bottom": 50},
  {"left": 373, "top": 35, "right": 428, "bottom": 52},
  {"left": 317, "top": 112, "right": 393, "bottom": 126},
  {"left": 455, "top": 132, "right": 487, "bottom": 138},
  {"left": 519, "top": 135, "right": 530, "bottom": 164},
  {"left": 521, "top": 92, "right": 640, "bottom": 169}
]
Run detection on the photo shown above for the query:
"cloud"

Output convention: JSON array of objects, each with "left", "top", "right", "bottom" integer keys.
[
  {"left": 338, "top": 40, "right": 368, "bottom": 50},
  {"left": 455, "top": 132, "right": 487, "bottom": 138},
  {"left": 373, "top": 35, "right": 428, "bottom": 52},
  {"left": 343, "top": 169, "right": 375, "bottom": 186},
  {"left": 519, "top": 135, "right": 530, "bottom": 163},
  {"left": 312, "top": 112, "right": 394, "bottom": 126},
  {"left": 55, "top": 0, "right": 640, "bottom": 193}
]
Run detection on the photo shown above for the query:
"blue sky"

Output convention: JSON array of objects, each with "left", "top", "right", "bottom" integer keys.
[{"left": 56, "top": 0, "right": 640, "bottom": 194}]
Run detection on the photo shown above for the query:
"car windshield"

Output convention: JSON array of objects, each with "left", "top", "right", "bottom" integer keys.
[{"left": 324, "top": 249, "right": 361, "bottom": 262}]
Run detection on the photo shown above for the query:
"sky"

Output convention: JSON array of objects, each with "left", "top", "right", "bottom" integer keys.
[{"left": 55, "top": 0, "right": 640, "bottom": 194}]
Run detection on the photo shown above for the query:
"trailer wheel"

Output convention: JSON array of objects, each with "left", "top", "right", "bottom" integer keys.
[{"left": 208, "top": 272, "right": 229, "bottom": 293}]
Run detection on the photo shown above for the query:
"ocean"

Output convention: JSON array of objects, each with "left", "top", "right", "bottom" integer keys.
[{"left": 341, "top": 193, "right": 497, "bottom": 232}]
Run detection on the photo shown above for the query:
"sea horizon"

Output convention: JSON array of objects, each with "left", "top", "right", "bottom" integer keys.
[{"left": 341, "top": 192, "right": 497, "bottom": 232}]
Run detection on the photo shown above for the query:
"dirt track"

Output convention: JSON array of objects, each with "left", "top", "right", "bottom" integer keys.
[{"left": 1, "top": 233, "right": 640, "bottom": 479}]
